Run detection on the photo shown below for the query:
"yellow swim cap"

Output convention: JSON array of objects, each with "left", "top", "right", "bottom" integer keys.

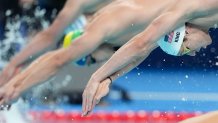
[{"left": 63, "top": 30, "right": 83, "bottom": 48}]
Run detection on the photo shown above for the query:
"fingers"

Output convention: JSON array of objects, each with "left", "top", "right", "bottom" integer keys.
[
  {"left": 0, "top": 65, "right": 21, "bottom": 87},
  {"left": 94, "top": 79, "right": 111, "bottom": 105},
  {"left": 0, "top": 84, "right": 19, "bottom": 108},
  {"left": 0, "top": 94, "right": 12, "bottom": 111},
  {"left": 82, "top": 78, "right": 112, "bottom": 117},
  {"left": 0, "top": 85, "right": 15, "bottom": 111},
  {"left": 0, "top": 71, "right": 10, "bottom": 87},
  {"left": 82, "top": 80, "right": 100, "bottom": 117},
  {"left": 0, "top": 86, "right": 7, "bottom": 102},
  {"left": 82, "top": 90, "right": 95, "bottom": 116}
]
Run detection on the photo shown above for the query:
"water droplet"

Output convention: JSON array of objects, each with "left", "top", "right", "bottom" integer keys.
[
  {"left": 210, "top": 48, "right": 216, "bottom": 53},
  {"left": 214, "top": 23, "right": 218, "bottom": 28},
  {"left": 5, "top": 10, "right": 12, "bottom": 16},
  {"left": 181, "top": 97, "right": 187, "bottom": 101}
]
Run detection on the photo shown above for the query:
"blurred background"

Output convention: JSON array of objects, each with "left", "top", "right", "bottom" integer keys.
[{"left": 0, "top": 0, "right": 218, "bottom": 123}]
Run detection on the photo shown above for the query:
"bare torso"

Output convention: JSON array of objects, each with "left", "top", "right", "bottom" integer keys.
[
  {"left": 91, "top": 0, "right": 177, "bottom": 46},
  {"left": 92, "top": 0, "right": 218, "bottom": 47}
]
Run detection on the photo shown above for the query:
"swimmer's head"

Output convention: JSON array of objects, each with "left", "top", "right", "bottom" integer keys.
[
  {"left": 178, "top": 24, "right": 212, "bottom": 56},
  {"left": 158, "top": 26, "right": 186, "bottom": 56},
  {"left": 158, "top": 25, "right": 212, "bottom": 56}
]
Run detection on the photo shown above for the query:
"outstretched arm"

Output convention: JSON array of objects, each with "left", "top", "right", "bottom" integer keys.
[
  {"left": 82, "top": 0, "right": 204, "bottom": 116},
  {"left": 0, "top": 6, "right": 130, "bottom": 104},
  {"left": 84, "top": 1, "right": 197, "bottom": 86},
  {"left": 0, "top": 0, "right": 90, "bottom": 86},
  {"left": 0, "top": 28, "right": 104, "bottom": 105},
  {"left": 82, "top": 52, "right": 148, "bottom": 116}
]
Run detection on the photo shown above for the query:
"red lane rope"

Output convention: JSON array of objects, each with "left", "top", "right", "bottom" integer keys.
[{"left": 28, "top": 110, "right": 204, "bottom": 122}]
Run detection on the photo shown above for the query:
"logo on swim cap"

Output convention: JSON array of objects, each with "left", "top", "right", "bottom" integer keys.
[
  {"left": 158, "top": 25, "right": 186, "bottom": 56},
  {"left": 164, "top": 32, "right": 174, "bottom": 43},
  {"left": 175, "top": 32, "right": 181, "bottom": 42}
]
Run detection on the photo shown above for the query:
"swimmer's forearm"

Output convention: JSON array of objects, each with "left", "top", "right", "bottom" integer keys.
[
  {"left": 109, "top": 56, "right": 146, "bottom": 82},
  {"left": 17, "top": 50, "right": 66, "bottom": 92},
  {"left": 19, "top": 62, "right": 59, "bottom": 93},
  {"left": 91, "top": 38, "right": 157, "bottom": 83},
  {"left": 10, "top": 31, "right": 54, "bottom": 67}
]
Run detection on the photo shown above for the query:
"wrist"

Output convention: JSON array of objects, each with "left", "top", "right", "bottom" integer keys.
[
  {"left": 108, "top": 76, "right": 112, "bottom": 83},
  {"left": 90, "top": 74, "right": 101, "bottom": 83},
  {"left": 9, "top": 60, "right": 18, "bottom": 67}
]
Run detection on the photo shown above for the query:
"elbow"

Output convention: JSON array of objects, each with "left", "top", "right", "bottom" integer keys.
[
  {"left": 45, "top": 51, "right": 67, "bottom": 69},
  {"left": 39, "top": 29, "right": 55, "bottom": 44},
  {"left": 133, "top": 36, "right": 156, "bottom": 57},
  {"left": 53, "top": 53, "right": 68, "bottom": 68}
]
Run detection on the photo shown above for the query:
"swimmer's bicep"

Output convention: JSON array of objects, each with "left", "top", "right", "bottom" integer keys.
[
  {"left": 109, "top": 56, "right": 145, "bottom": 81},
  {"left": 140, "top": 11, "right": 186, "bottom": 45}
]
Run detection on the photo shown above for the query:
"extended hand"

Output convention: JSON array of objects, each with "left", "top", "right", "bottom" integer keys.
[
  {"left": 82, "top": 78, "right": 111, "bottom": 116},
  {"left": 0, "top": 64, "right": 21, "bottom": 87}
]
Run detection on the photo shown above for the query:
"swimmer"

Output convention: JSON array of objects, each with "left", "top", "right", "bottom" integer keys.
[
  {"left": 0, "top": 0, "right": 210, "bottom": 108},
  {"left": 0, "top": 0, "right": 113, "bottom": 86},
  {"left": 82, "top": 0, "right": 218, "bottom": 116}
]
